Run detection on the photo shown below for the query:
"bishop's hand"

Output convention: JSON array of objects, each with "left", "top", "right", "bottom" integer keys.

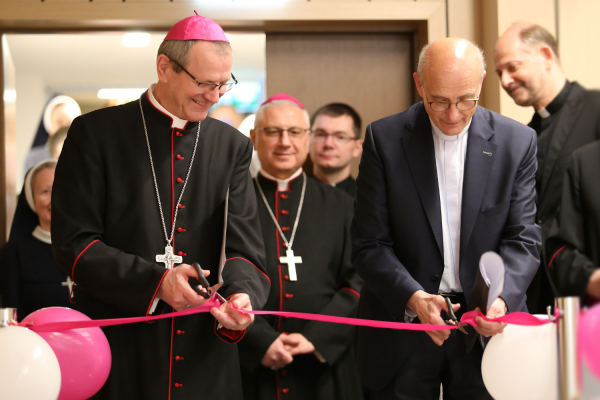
[
  {"left": 281, "top": 333, "right": 316, "bottom": 356},
  {"left": 261, "top": 334, "right": 294, "bottom": 369},
  {"left": 210, "top": 293, "right": 254, "bottom": 331},
  {"left": 407, "top": 290, "right": 460, "bottom": 346},
  {"left": 158, "top": 264, "right": 212, "bottom": 311}
]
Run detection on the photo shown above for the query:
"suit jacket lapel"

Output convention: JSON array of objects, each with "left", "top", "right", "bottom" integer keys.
[
  {"left": 460, "top": 108, "right": 497, "bottom": 266},
  {"left": 402, "top": 104, "right": 443, "bottom": 256},
  {"left": 539, "top": 82, "right": 585, "bottom": 198}
]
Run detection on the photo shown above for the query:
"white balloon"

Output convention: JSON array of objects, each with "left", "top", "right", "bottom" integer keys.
[
  {"left": 482, "top": 316, "right": 558, "bottom": 400},
  {"left": 0, "top": 326, "right": 61, "bottom": 400}
]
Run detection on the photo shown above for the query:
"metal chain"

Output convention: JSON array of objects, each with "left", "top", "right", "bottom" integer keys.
[
  {"left": 139, "top": 99, "right": 200, "bottom": 245},
  {"left": 254, "top": 172, "right": 307, "bottom": 249}
]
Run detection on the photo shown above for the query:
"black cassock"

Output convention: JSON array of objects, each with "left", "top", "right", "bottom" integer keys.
[
  {"left": 546, "top": 141, "right": 600, "bottom": 305},
  {"left": 238, "top": 173, "right": 363, "bottom": 400},
  {"left": 51, "top": 93, "right": 270, "bottom": 400},
  {"left": 0, "top": 190, "right": 71, "bottom": 320}
]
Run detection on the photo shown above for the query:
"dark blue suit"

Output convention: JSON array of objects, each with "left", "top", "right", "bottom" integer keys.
[{"left": 351, "top": 103, "right": 541, "bottom": 397}]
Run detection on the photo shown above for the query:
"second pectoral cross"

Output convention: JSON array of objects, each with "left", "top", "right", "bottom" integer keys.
[
  {"left": 156, "top": 244, "right": 182, "bottom": 270},
  {"left": 280, "top": 249, "right": 302, "bottom": 281}
]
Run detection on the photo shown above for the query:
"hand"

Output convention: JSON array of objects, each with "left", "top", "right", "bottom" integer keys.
[
  {"left": 280, "top": 333, "right": 316, "bottom": 356},
  {"left": 158, "top": 264, "right": 211, "bottom": 311},
  {"left": 474, "top": 297, "right": 508, "bottom": 337},
  {"left": 407, "top": 290, "right": 460, "bottom": 346},
  {"left": 586, "top": 270, "right": 600, "bottom": 299},
  {"left": 261, "top": 334, "right": 294, "bottom": 369},
  {"left": 210, "top": 293, "right": 254, "bottom": 330}
]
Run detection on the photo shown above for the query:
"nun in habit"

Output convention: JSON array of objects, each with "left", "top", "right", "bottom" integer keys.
[{"left": 0, "top": 159, "right": 71, "bottom": 321}]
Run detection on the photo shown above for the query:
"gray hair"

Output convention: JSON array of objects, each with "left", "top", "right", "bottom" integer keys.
[
  {"left": 157, "top": 40, "right": 232, "bottom": 72},
  {"left": 417, "top": 41, "right": 486, "bottom": 83},
  {"left": 518, "top": 24, "right": 560, "bottom": 62},
  {"left": 254, "top": 100, "right": 310, "bottom": 128}
]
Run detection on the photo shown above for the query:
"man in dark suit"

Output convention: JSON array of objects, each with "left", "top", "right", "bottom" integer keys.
[
  {"left": 546, "top": 141, "right": 600, "bottom": 306},
  {"left": 495, "top": 23, "right": 600, "bottom": 313},
  {"left": 352, "top": 38, "right": 541, "bottom": 399}
]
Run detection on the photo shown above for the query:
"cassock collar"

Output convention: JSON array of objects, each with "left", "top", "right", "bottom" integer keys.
[
  {"left": 146, "top": 84, "right": 189, "bottom": 130},
  {"left": 259, "top": 168, "right": 303, "bottom": 191},
  {"left": 537, "top": 80, "right": 572, "bottom": 119},
  {"left": 32, "top": 225, "right": 51, "bottom": 244}
]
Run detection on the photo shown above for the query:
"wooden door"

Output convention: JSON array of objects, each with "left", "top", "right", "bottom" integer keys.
[{"left": 266, "top": 32, "right": 414, "bottom": 176}]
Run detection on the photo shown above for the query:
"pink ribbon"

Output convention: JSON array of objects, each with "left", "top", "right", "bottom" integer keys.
[{"left": 20, "top": 294, "right": 551, "bottom": 333}]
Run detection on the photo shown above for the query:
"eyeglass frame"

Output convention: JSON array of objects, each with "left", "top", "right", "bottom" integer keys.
[
  {"left": 254, "top": 126, "right": 311, "bottom": 139},
  {"left": 310, "top": 130, "right": 359, "bottom": 145},
  {"left": 169, "top": 58, "right": 238, "bottom": 94},
  {"left": 422, "top": 87, "right": 480, "bottom": 112}
]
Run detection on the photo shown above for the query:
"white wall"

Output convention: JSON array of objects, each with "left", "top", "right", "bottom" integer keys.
[{"left": 14, "top": 73, "right": 46, "bottom": 191}]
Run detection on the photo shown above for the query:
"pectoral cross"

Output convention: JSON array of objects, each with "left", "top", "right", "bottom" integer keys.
[
  {"left": 280, "top": 249, "right": 302, "bottom": 281},
  {"left": 61, "top": 276, "right": 74, "bottom": 293},
  {"left": 156, "top": 244, "right": 182, "bottom": 270}
]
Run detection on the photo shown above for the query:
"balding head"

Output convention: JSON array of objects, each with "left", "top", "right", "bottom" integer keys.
[
  {"left": 495, "top": 23, "right": 565, "bottom": 110},
  {"left": 413, "top": 38, "right": 486, "bottom": 136},
  {"left": 417, "top": 38, "right": 486, "bottom": 85}
]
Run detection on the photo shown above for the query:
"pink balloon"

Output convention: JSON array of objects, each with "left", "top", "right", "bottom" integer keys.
[
  {"left": 22, "top": 307, "right": 111, "bottom": 400},
  {"left": 579, "top": 303, "right": 600, "bottom": 381}
]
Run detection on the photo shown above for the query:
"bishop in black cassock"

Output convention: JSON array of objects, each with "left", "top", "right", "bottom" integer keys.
[
  {"left": 238, "top": 94, "right": 363, "bottom": 400},
  {"left": 51, "top": 15, "right": 269, "bottom": 400}
]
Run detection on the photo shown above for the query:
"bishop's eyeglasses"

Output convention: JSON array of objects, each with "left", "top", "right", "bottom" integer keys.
[
  {"left": 424, "top": 91, "right": 479, "bottom": 112},
  {"left": 255, "top": 127, "right": 310, "bottom": 140},
  {"left": 170, "top": 58, "right": 238, "bottom": 94}
]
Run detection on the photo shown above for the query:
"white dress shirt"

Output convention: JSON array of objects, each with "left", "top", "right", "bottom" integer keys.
[
  {"left": 405, "top": 118, "right": 472, "bottom": 320},
  {"left": 431, "top": 118, "right": 471, "bottom": 293}
]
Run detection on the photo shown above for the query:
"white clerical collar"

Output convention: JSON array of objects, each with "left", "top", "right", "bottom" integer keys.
[
  {"left": 147, "top": 84, "right": 188, "bottom": 130},
  {"left": 259, "top": 168, "right": 303, "bottom": 191},
  {"left": 430, "top": 118, "right": 472, "bottom": 141},
  {"left": 32, "top": 225, "right": 51, "bottom": 244},
  {"left": 537, "top": 108, "right": 551, "bottom": 119}
]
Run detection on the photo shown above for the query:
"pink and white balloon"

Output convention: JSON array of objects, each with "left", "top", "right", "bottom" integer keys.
[
  {"left": 22, "top": 307, "right": 112, "bottom": 400},
  {"left": 0, "top": 325, "right": 61, "bottom": 400},
  {"left": 481, "top": 316, "right": 558, "bottom": 400}
]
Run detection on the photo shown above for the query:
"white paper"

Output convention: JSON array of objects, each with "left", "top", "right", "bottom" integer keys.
[{"left": 479, "top": 251, "right": 505, "bottom": 311}]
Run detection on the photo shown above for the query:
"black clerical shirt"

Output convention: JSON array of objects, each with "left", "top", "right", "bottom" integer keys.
[{"left": 529, "top": 80, "right": 572, "bottom": 192}]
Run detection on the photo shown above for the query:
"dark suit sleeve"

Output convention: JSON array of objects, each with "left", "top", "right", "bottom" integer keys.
[
  {"left": 498, "top": 130, "right": 542, "bottom": 312},
  {"left": 352, "top": 124, "right": 425, "bottom": 321},
  {"left": 300, "top": 196, "right": 362, "bottom": 366},
  {"left": 547, "top": 153, "right": 597, "bottom": 297},
  {"left": 219, "top": 138, "right": 270, "bottom": 310},
  {"left": 52, "top": 116, "right": 168, "bottom": 317}
]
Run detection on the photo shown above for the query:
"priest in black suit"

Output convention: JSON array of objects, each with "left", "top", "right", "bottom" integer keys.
[
  {"left": 51, "top": 15, "right": 270, "bottom": 400},
  {"left": 238, "top": 93, "right": 363, "bottom": 400},
  {"left": 495, "top": 23, "right": 600, "bottom": 313},
  {"left": 309, "top": 103, "right": 363, "bottom": 198},
  {"left": 352, "top": 38, "right": 541, "bottom": 399},
  {"left": 546, "top": 141, "right": 600, "bottom": 306}
]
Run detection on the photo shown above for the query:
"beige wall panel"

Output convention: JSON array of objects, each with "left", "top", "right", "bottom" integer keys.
[
  {"left": 1, "top": 36, "right": 16, "bottom": 244},
  {"left": 558, "top": 0, "right": 600, "bottom": 89},
  {"left": 266, "top": 33, "right": 413, "bottom": 176},
  {"left": 447, "top": 0, "right": 479, "bottom": 43}
]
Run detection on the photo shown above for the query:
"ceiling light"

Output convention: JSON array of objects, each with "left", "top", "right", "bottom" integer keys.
[
  {"left": 98, "top": 88, "right": 146, "bottom": 100},
  {"left": 122, "top": 33, "right": 150, "bottom": 47}
]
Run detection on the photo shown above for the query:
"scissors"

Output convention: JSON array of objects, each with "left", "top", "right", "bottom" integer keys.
[
  {"left": 443, "top": 296, "right": 469, "bottom": 335},
  {"left": 190, "top": 262, "right": 227, "bottom": 304}
]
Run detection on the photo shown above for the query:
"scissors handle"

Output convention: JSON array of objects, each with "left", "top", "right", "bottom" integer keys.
[{"left": 190, "top": 262, "right": 211, "bottom": 299}]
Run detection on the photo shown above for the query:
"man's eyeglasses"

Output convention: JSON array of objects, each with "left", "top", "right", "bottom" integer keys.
[
  {"left": 255, "top": 127, "right": 310, "bottom": 139},
  {"left": 424, "top": 90, "right": 479, "bottom": 112},
  {"left": 170, "top": 58, "right": 238, "bottom": 94},
  {"left": 311, "top": 130, "right": 357, "bottom": 146}
]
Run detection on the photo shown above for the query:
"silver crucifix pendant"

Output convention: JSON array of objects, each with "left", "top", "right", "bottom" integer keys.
[
  {"left": 156, "top": 244, "right": 182, "bottom": 270},
  {"left": 280, "top": 248, "right": 302, "bottom": 281}
]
